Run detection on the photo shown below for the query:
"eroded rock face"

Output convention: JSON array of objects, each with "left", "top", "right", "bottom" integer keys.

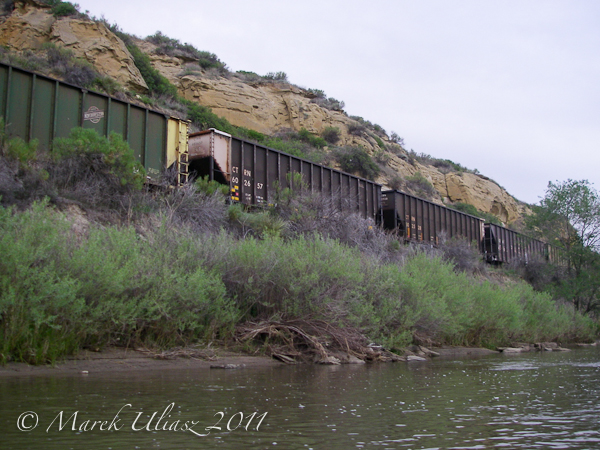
[
  {"left": 444, "top": 172, "right": 521, "bottom": 224},
  {"left": 0, "top": 2, "right": 528, "bottom": 224},
  {"left": 50, "top": 19, "right": 147, "bottom": 92},
  {"left": 387, "top": 158, "right": 525, "bottom": 224},
  {"left": 0, "top": 0, "right": 55, "bottom": 49},
  {"left": 137, "top": 39, "right": 385, "bottom": 150},
  {"left": 0, "top": 0, "right": 147, "bottom": 92}
]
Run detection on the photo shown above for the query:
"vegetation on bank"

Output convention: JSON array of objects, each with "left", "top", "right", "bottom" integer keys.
[{"left": 0, "top": 129, "right": 597, "bottom": 365}]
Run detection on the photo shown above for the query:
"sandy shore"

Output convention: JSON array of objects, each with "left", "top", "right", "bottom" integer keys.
[
  {"left": 1, "top": 343, "right": 595, "bottom": 378},
  {"left": 0, "top": 347, "right": 284, "bottom": 377},
  {"left": 0, "top": 345, "right": 500, "bottom": 377}
]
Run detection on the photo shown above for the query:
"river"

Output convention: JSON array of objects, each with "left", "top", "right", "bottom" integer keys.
[{"left": 1, "top": 346, "right": 599, "bottom": 449}]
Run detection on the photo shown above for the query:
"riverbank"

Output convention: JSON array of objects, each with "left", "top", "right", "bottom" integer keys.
[
  {"left": 1, "top": 185, "right": 598, "bottom": 367},
  {"left": 2, "top": 342, "right": 596, "bottom": 377},
  {"left": 0, "top": 347, "right": 283, "bottom": 377},
  {"left": 0, "top": 345, "right": 502, "bottom": 377}
]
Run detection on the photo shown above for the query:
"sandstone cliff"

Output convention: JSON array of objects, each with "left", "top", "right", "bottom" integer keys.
[
  {"left": 0, "top": 0, "right": 147, "bottom": 92},
  {"left": 0, "top": 1, "right": 528, "bottom": 224}
]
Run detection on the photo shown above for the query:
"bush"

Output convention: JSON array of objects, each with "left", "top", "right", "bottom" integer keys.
[
  {"left": 307, "top": 88, "right": 325, "bottom": 98},
  {"left": 347, "top": 122, "right": 366, "bottom": 136},
  {"left": 311, "top": 97, "right": 345, "bottom": 112},
  {"left": 146, "top": 31, "right": 227, "bottom": 72},
  {"left": 297, "top": 128, "right": 327, "bottom": 149},
  {"left": 390, "top": 132, "right": 404, "bottom": 146},
  {"left": 0, "top": 202, "right": 238, "bottom": 363},
  {"left": 405, "top": 172, "right": 436, "bottom": 199},
  {"left": 185, "top": 100, "right": 236, "bottom": 134},
  {"left": 43, "top": 0, "right": 79, "bottom": 17},
  {"left": 163, "top": 182, "right": 229, "bottom": 234},
  {"left": 263, "top": 71, "right": 288, "bottom": 82},
  {"left": 236, "top": 71, "right": 261, "bottom": 82},
  {"left": 321, "top": 127, "right": 341, "bottom": 144},
  {"left": 374, "top": 136, "right": 386, "bottom": 150},
  {"left": 43, "top": 43, "right": 99, "bottom": 88},
  {"left": 387, "top": 174, "right": 403, "bottom": 191},
  {"left": 0, "top": 49, "right": 49, "bottom": 73},
  {"left": 5, "top": 137, "right": 38, "bottom": 164},
  {"left": 52, "top": 128, "right": 145, "bottom": 190},
  {"left": 110, "top": 32, "right": 178, "bottom": 97},
  {"left": 334, "top": 146, "right": 380, "bottom": 180},
  {"left": 440, "top": 237, "right": 486, "bottom": 274}
]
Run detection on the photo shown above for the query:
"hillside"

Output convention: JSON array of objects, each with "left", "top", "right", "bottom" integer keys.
[{"left": 0, "top": 0, "right": 529, "bottom": 224}]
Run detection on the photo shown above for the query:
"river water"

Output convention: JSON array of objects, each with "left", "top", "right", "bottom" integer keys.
[{"left": 1, "top": 347, "right": 599, "bottom": 450}]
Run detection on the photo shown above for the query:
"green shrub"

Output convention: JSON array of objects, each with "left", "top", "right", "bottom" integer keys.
[
  {"left": 146, "top": 31, "right": 227, "bottom": 72},
  {"left": 311, "top": 97, "right": 345, "bottom": 112},
  {"left": 321, "top": 127, "right": 341, "bottom": 144},
  {"left": 52, "top": 127, "right": 146, "bottom": 190},
  {"left": 405, "top": 172, "right": 436, "bottom": 199},
  {"left": 227, "top": 204, "right": 287, "bottom": 239},
  {"left": 390, "top": 132, "right": 404, "bottom": 146},
  {"left": 334, "top": 146, "right": 380, "bottom": 179},
  {"left": 43, "top": 43, "right": 99, "bottom": 87},
  {"left": 195, "top": 175, "right": 229, "bottom": 196},
  {"left": 347, "top": 122, "right": 366, "bottom": 136},
  {"left": 0, "top": 202, "right": 238, "bottom": 363},
  {"left": 236, "top": 71, "right": 261, "bottom": 82},
  {"left": 298, "top": 128, "right": 327, "bottom": 149},
  {"left": 0, "top": 201, "right": 85, "bottom": 364},
  {"left": 185, "top": 100, "right": 236, "bottom": 134},
  {"left": 5, "top": 137, "right": 38, "bottom": 164},
  {"left": 44, "top": 0, "right": 79, "bottom": 17},
  {"left": 220, "top": 235, "right": 366, "bottom": 320},
  {"left": 263, "top": 71, "right": 288, "bottom": 82},
  {"left": 374, "top": 149, "right": 390, "bottom": 165},
  {"left": 307, "top": 88, "right": 325, "bottom": 98},
  {"left": 111, "top": 33, "right": 177, "bottom": 97}
]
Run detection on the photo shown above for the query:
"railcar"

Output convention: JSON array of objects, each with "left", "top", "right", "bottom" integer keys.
[
  {"left": 188, "top": 128, "right": 382, "bottom": 220},
  {"left": 381, "top": 189, "right": 485, "bottom": 246},
  {"left": 483, "top": 223, "right": 567, "bottom": 265},
  {"left": 0, "top": 61, "right": 568, "bottom": 267},
  {"left": 0, "top": 61, "right": 189, "bottom": 184}
]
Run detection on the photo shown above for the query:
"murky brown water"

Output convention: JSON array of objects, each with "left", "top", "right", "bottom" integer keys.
[{"left": 1, "top": 347, "right": 599, "bottom": 449}]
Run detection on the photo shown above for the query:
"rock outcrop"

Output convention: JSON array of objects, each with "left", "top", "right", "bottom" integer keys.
[
  {"left": 0, "top": 2, "right": 529, "bottom": 224},
  {"left": 0, "top": 0, "right": 147, "bottom": 92}
]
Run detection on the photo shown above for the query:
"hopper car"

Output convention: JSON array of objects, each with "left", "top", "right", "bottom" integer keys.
[
  {"left": 483, "top": 223, "right": 567, "bottom": 265},
  {"left": 0, "top": 61, "right": 565, "bottom": 266},
  {"left": 381, "top": 189, "right": 485, "bottom": 246},
  {"left": 187, "top": 129, "right": 382, "bottom": 220},
  {"left": 0, "top": 61, "right": 190, "bottom": 184}
]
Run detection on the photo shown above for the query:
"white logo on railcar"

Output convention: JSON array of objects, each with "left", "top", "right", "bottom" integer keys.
[{"left": 84, "top": 106, "right": 105, "bottom": 124}]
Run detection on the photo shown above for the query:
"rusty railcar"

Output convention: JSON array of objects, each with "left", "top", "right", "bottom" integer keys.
[
  {"left": 381, "top": 190, "right": 485, "bottom": 246},
  {"left": 0, "top": 62, "right": 189, "bottom": 183},
  {"left": 188, "top": 128, "right": 382, "bottom": 220}
]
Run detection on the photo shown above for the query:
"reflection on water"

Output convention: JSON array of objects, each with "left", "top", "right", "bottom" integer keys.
[{"left": 1, "top": 347, "right": 599, "bottom": 449}]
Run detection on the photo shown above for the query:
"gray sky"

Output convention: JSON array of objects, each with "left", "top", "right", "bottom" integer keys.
[{"left": 74, "top": 0, "right": 600, "bottom": 205}]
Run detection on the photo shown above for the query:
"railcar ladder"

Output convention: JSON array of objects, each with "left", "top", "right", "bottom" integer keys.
[{"left": 178, "top": 150, "right": 189, "bottom": 186}]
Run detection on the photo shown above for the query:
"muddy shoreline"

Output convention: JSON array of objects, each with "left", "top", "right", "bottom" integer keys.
[{"left": 0, "top": 346, "right": 502, "bottom": 377}]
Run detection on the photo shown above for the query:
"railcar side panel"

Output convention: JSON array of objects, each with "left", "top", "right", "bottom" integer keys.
[
  {"left": 381, "top": 190, "right": 485, "bottom": 247},
  {"left": 0, "top": 62, "right": 188, "bottom": 181},
  {"left": 189, "top": 129, "right": 382, "bottom": 219},
  {"left": 483, "top": 223, "right": 565, "bottom": 265}
]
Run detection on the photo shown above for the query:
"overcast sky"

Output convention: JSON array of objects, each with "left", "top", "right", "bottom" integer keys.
[{"left": 74, "top": 0, "right": 600, "bottom": 205}]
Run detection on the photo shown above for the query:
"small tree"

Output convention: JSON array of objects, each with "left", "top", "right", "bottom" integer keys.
[{"left": 527, "top": 179, "right": 600, "bottom": 314}]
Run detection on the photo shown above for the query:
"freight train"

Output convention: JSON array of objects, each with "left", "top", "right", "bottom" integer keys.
[{"left": 0, "top": 61, "right": 563, "bottom": 265}]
